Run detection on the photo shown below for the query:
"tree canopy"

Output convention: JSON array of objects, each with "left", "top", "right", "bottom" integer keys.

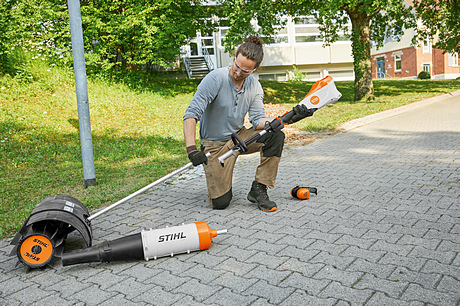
[
  {"left": 79, "top": 0, "right": 215, "bottom": 70},
  {"left": 2, "top": 0, "right": 437, "bottom": 101},
  {"left": 219, "top": 0, "right": 417, "bottom": 101},
  {"left": 413, "top": 0, "right": 460, "bottom": 53},
  {"left": 1, "top": 0, "right": 215, "bottom": 73},
  {"left": 0, "top": 0, "right": 20, "bottom": 75}
]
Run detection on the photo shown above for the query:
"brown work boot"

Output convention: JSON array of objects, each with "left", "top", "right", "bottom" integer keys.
[{"left": 247, "top": 181, "right": 277, "bottom": 212}]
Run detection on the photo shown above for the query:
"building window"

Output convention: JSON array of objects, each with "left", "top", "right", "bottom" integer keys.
[
  {"left": 218, "top": 19, "right": 230, "bottom": 46},
  {"left": 293, "top": 15, "right": 351, "bottom": 44},
  {"left": 328, "top": 70, "right": 354, "bottom": 80},
  {"left": 448, "top": 52, "right": 459, "bottom": 67},
  {"left": 394, "top": 54, "right": 401, "bottom": 72},
  {"left": 294, "top": 16, "right": 317, "bottom": 25},
  {"left": 304, "top": 71, "right": 322, "bottom": 80},
  {"left": 423, "top": 64, "right": 431, "bottom": 73},
  {"left": 264, "top": 26, "right": 289, "bottom": 45},
  {"left": 258, "top": 73, "right": 287, "bottom": 81},
  {"left": 423, "top": 39, "right": 432, "bottom": 54},
  {"left": 335, "top": 33, "right": 351, "bottom": 42},
  {"left": 294, "top": 16, "right": 323, "bottom": 44}
]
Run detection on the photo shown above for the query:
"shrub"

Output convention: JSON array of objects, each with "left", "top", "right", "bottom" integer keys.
[
  {"left": 418, "top": 71, "right": 431, "bottom": 79},
  {"left": 287, "top": 65, "right": 307, "bottom": 82}
]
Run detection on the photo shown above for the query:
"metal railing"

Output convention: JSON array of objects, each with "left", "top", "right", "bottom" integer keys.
[
  {"left": 183, "top": 56, "right": 192, "bottom": 79},
  {"left": 202, "top": 47, "right": 214, "bottom": 72},
  {"left": 182, "top": 48, "right": 214, "bottom": 79},
  {"left": 377, "top": 71, "right": 393, "bottom": 79}
]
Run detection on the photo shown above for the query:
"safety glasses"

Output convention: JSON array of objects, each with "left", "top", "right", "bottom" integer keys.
[{"left": 233, "top": 58, "right": 257, "bottom": 75}]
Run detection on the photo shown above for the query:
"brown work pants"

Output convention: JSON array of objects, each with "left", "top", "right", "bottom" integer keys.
[{"left": 201, "top": 127, "right": 284, "bottom": 209}]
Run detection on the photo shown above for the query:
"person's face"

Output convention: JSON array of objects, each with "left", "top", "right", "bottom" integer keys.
[{"left": 231, "top": 54, "right": 257, "bottom": 82}]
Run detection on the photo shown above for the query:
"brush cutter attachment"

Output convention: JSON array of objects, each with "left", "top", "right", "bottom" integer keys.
[{"left": 10, "top": 195, "right": 92, "bottom": 268}]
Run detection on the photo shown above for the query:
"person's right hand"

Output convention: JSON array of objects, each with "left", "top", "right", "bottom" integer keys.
[{"left": 187, "top": 145, "right": 208, "bottom": 166}]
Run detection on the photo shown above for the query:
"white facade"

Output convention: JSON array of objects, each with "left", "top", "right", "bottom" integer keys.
[{"left": 184, "top": 16, "right": 355, "bottom": 81}]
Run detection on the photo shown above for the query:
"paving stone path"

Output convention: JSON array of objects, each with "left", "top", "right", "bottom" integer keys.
[{"left": 1, "top": 91, "right": 459, "bottom": 305}]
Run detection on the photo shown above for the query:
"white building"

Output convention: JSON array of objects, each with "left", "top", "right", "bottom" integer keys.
[{"left": 182, "top": 16, "right": 355, "bottom": 81}]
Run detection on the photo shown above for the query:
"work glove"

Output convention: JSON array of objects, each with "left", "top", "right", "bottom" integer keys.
[
  {"left": 187, "top": 145, "right": 208, "bottom": 166},
  {"left": 265, "top": 117, "right": 284, "bottom": 132},
  {"left": 287, "top": 104, "right": 316, "bottom": 124}
]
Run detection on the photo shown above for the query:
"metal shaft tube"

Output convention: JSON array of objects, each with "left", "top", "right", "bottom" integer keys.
[
  {"left": 88, "top": 153, "right": 211, "bottom": 221},
  {"left": 218, "top": 130, "right": 268, "bottom": 166}
]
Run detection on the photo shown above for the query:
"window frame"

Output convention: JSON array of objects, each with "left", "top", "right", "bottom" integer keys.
[
  {"left": 423, "top": 64, "right": 431, "bottom": 73},
  {"left": 293, "top": 16, "right": 324, "bottom": 45},
  {"left": 394, "top": 54, "right": 402, "bottom": 72},
  {"left": 448, "top": 52, "right": 459, "bottom": 67}
]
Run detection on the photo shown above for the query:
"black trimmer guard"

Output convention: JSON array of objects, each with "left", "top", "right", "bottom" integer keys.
[{"left": 10, "top": 195, "right": 92, "bottom": 269}]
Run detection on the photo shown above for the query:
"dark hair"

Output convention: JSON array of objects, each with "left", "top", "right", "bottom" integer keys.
[{"left": 235, "top": 35, "right": 264, "bottom": 67}]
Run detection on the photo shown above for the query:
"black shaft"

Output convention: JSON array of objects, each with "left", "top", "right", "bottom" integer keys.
[
  {"left": 243, "top": 110, "right": 295, "bottom": 147},
  {"left": 220, "top": 110, "right": 297, "bottom": 166},
  {"left": 279, "top": 110, "right": 295, "bottom": 124},
  {"left": 244, "top": 132, "right": 263, "bottom": 146},
  {"left": 62, "top": 233, "right": 144, "bottom": 266}
]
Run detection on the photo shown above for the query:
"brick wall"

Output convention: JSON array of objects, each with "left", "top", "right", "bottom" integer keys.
[
  {"left": 416, "top": 47, "right": 433, "bottom": 76},
  {"left": 433, "top": 49, "right": 445, "bottom": 75},
  {"left": 372, "top": 45, "right": 460, "bottom": 79},
  {"left": 372, "top": 46, "right": 419, "bottom": 79},
  {"left": 401, "top": 47, "right": 417, "bottom": 78},
  {"left": 442, "top": 51, "right": 460, "bottom": 75}
]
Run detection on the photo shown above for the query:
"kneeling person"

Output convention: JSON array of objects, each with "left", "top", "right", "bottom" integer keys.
[{"left": 183, "top": 36, "right": 308, "bottom": 212}]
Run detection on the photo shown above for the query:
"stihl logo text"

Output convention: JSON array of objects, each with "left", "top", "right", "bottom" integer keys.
[
  {"left": 33, "top": 238, "right": 48, "bottom": 248},
  {"left": 24, "top": 252, "right": 40, "bottom": 261},
  {"left": 158, "top": 232, "right": 186, "bottom": 242}
]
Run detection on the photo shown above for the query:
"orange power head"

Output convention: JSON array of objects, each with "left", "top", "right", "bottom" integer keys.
[
  {"left": 297, "top": 75, "right": 341, "bottom": 111},
  {"left": 306, "top": 75, "right": 333, "bottom": 97}
]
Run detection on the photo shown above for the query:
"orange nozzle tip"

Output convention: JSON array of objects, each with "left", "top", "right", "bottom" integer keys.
[{"left": 196, "top": 221, "right": 225, "bottom": 250}]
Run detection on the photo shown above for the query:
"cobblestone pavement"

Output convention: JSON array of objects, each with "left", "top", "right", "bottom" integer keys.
[{"left": 1, "top": 91, "right": 459, "bottom": 305}]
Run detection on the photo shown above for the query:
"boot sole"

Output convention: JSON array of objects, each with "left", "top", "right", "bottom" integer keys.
[{"left": 247, "top": 194, "right": 277, "bottom": 212}]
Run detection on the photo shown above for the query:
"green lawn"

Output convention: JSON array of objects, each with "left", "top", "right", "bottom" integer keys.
[{"left": 1, "top": 61, "right": 459, "bottom": 238}]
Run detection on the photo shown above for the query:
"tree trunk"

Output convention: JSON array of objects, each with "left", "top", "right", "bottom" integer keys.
[{"left": 348, "top": 11, "right": 375, "bottom": 101}]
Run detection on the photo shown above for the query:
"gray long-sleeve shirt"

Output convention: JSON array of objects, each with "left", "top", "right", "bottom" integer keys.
[{"left": 183, "top": 67, "right": 265, "bottom": 142}]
